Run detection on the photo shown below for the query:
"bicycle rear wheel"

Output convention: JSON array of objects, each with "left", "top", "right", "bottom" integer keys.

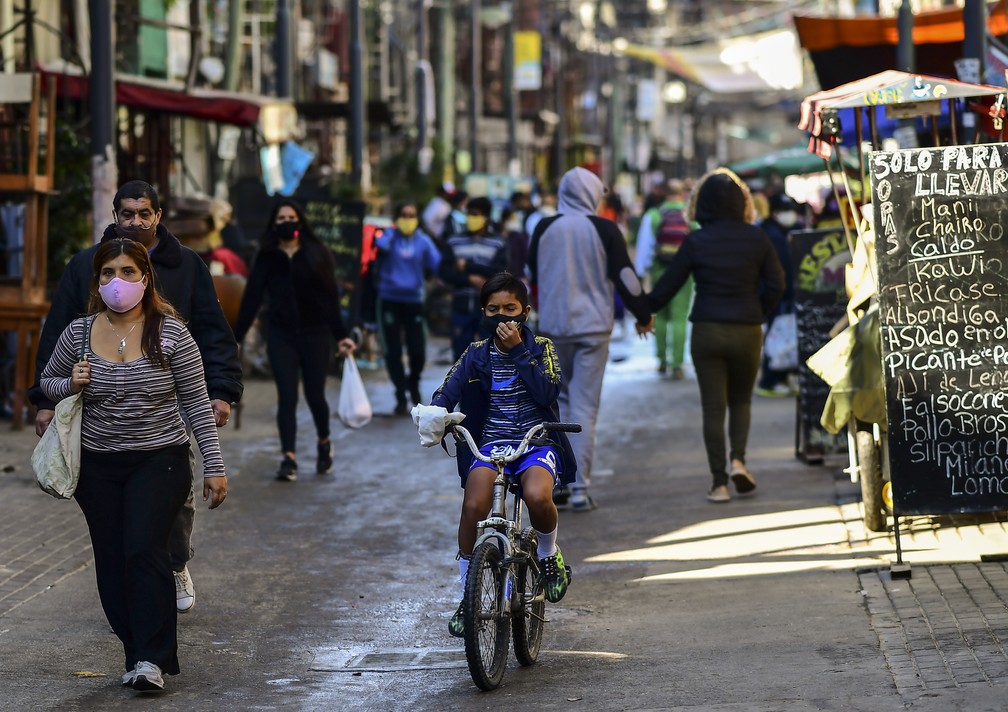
[
  {"left": 463, "top": 541, "right": 510, "bottom": 690},
  {"left": 512, "top": 528, "right": 545, "bottom": 666}
]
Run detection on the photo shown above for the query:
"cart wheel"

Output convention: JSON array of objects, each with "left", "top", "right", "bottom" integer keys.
[{"left": 856, "top": 429, "right": 886, "bottom": 532}]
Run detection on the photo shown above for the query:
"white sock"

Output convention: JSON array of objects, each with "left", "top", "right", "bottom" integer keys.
[
  {"left": 458, "top": 555, "right": 470, "bottom": 599},
  {"left": 535, "top": 526, "right": 558, "bottom": 559}
]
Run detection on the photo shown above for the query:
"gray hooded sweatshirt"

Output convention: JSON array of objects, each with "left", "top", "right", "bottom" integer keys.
[{"left": 528, "top": 167, "right": 650, "bottom": 339}]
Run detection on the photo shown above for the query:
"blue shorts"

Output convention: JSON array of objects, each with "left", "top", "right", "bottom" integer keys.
[{"left": 468, "top": 443, "right": 561, "bottom": 486}]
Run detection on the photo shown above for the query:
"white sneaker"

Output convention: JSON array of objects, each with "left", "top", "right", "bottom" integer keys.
[
  {"left": 174, "top": 566, "right": 195, "bottom": 613},
  {"left": 121, "top": 669, "right": 135, "bottom": 687},
  {"left": 131, "top": 661, "right": 164, "bottom": 692}
]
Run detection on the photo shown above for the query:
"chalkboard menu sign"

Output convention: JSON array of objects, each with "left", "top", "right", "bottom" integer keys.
[
  {"left": 789, "top": 228, "right": 851, "bottom": 462},
  {"left": 293, "top": 185, "right": 366, "bottom": 322},
  {"left": 871, "top": 143, "right": 1008, "bottom": 514},
  {"left": 230, "top": 178, "right": 366, "bottom": 322}
]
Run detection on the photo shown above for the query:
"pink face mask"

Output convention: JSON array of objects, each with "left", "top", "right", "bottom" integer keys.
[{"left": 98, "top": 277, "right": 146, "bottom": 313}]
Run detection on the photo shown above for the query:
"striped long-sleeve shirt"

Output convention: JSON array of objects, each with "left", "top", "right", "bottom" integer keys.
[{"left": 40, "top": 315, "right": 225, "bottom": 478}]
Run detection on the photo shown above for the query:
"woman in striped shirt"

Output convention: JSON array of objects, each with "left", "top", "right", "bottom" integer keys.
[{"left": 40, "top": 239, "right": 227, "bottom": 693}]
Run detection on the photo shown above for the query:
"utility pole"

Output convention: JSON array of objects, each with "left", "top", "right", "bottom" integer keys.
[
  {"left": 436, "top": 1, "right": 456, "bottom": 181},
  {"left": 416, "top": 0, "right": 431, "bottom": 173},
  {"left": 275, "top": 0, "right": 293, "bottom": 97},
  {"left": 504, "top": 1, "right": 517, "bottom": 175},
  {"left": 349, "top": 0, "right": 364, "bottom": 186},
  {"left": 469, "top": 0, "right": 481, "bottom": 174},
  {"left": 89, "top": 0, "right": 116, "bottom": 243}
]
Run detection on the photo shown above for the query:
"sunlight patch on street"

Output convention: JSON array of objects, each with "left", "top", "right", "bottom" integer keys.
[{"left": 584, "top": 505, "right": 891, "bottom": 579}]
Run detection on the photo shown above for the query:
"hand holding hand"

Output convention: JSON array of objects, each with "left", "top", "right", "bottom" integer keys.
[
  {"left": 635, "top": 316, "right": 655, "bottom": 338},
  {"left": 203, "top": 476, "right": 227, "bottom": 509}
]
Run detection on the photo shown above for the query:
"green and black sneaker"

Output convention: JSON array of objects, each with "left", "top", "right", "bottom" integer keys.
[
  {"left": 540, "top": 548, "right": 572, "bottom": 603},
  {"left": 448, "top": 600, "right": 465, "bottom": 638}
]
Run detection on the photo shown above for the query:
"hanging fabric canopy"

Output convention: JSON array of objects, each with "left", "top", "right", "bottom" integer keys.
[{"left": 798, "top": 70, "right": 1004, "bottom": 157}]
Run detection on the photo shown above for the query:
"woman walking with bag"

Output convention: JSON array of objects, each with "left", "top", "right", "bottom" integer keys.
[
  {"left": 39, "top": 239, "right": 227, "bottom": 692},
  {"left": 648, "top": 169, "right": 785, "bottom": 503},
  {"left": 233, "top": 199, "right": 356, "bottom": 481},
  {"left": 374, "top": 201, "right": 441, "bottom": 414}
]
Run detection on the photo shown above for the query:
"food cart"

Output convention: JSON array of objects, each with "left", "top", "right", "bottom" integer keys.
[{"left": 798, "top": 71, "right": 1008, "bottom": 557}]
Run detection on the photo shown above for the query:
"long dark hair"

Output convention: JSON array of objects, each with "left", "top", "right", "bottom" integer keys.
[
  {"left": 88, "top": 239, "right": 180, "bottom": 368},
  {"left": 259, "top": 198, "right": 337, "bottom": 288}
]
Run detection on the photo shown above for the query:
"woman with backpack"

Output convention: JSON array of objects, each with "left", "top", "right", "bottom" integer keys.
[{"left": 635, "top": 178, "right": 694, "bottom": 378}]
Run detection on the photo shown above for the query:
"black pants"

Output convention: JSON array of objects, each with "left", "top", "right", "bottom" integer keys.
[
  {"left": 378, "top": 298, "right": 427, "bottom": 403},
  {"left": 691, "top": 322, "right": 763, "bottom": 487},
  {"left": 267, "top": 327, "right": 332, "bottom": 454},
  {"left": 74, "top": 444, "right": 191, "bottom": 675}
]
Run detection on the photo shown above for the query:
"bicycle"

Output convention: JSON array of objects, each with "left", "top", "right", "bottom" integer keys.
[{"left": 446, "top": 420, "right": 581, "bottom": 691}]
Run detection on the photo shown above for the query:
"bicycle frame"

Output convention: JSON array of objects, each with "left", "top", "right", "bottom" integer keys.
[{"left": 449, "top": 423, "right": 548, "bottom": 599}]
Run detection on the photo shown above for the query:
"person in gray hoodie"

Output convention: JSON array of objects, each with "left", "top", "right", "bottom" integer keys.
[{"left": 528, "top": 167, "right": 653, "bottom": 511}]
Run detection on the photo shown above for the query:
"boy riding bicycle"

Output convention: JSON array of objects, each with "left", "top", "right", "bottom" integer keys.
[{"left": 423, "top": 271, "right": 577, "bottom": 637}]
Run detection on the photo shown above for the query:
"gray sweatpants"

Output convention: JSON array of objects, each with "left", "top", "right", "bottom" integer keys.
[{"left": 549, "top": 334, "right": 610, "bottom": 492}]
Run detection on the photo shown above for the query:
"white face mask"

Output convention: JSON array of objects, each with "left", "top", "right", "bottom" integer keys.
[{"left": 776, "top": 211, "right": 798, "bottom": 228}]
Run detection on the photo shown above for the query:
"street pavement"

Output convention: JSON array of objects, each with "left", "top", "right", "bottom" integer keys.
[{"left": 3, "top": 331, "right": 1008, "bottom": 710}]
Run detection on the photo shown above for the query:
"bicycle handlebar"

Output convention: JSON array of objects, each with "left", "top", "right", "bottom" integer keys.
[{"left": 447, "top": 421, "right": 581, "bottom": 465}]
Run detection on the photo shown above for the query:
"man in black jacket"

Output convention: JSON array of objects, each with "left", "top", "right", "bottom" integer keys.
[{"left": 29, "top": 180, "right": 243, "bottom": 614}]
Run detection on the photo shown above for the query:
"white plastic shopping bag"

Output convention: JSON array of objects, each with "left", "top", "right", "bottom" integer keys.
[
  {"left": 764, "top": 312, "right": 798, "bottom": 371},
  {"left": 410, "top": 404, "right": 466, "bottom": 447},
  {"left": 337, "top": 357, "right": 373, "bottom": 428}
]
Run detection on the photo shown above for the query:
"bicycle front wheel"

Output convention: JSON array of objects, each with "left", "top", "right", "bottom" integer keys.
[
  {"left": 512, "top": 528, "right": 544, "bottom": 666},
  {"left": 463, "top": 541, "right": 510, "bottom": 690}
]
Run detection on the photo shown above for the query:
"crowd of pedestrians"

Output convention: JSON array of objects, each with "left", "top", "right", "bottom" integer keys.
[{"left": 26, "top": 164, "right": 827, "bottom": 692}]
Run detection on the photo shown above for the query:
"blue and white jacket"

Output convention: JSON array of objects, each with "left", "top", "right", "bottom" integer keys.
[{"left": 431, "top": 328, "right": 578, "bottom": 487}]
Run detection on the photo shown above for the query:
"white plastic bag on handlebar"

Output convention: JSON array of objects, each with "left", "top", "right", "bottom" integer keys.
[{"left": 410, "top": 405, "right": 466, "bottom": 447}]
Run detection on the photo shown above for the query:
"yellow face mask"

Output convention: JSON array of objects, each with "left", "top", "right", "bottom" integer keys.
[
  {"left": 396, "top": 217, "right": 418, "bottom": 235},
  {"left": 466, "top": 215, "right": 488, "bottom": 233}
]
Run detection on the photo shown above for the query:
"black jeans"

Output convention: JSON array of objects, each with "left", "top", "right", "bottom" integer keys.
[
  {"left": 266, "top": 327, "right": 332, "bottom": 454},
  {"left": 74, "top": 444, "right": 191, "bottom": 675},
  {"left": 691, "top": 322, "right": 763, "bottom": 487},
  {"left": 378, "top": 298, "right": 427, "bottom": 403}
]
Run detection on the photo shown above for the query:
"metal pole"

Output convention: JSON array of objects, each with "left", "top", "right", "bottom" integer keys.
[
  {"left": 350, "top": 0, "right": 364, "bottom": 185},
  {"left": 552, "top": 6, "right": 566, "bottom": 181},
  {"left": 416, "top": 0, "right": 428, "bottom": 154},
  {"left": 504, "top": 1, "right": 517, "bottom": 174},
  {"left": 223, "top": 0, "right": 244, "bottom": 92},
  {"left": 896, "top": 0, "right": 914, "bottom": 72},
  {"left": 469, "top": 0, "right": 481, "bottom": 173},
  {"left": 275, "top": 0, "right": 293, "bottom": 97},
  {"left": 436, "top": 1, "right": 456, "bottom": 179},
  {"left": 963, "top": 0, "right": 986, "bottom": 81},
  {"left": 89, "top": 0, "right": 117, "bottom": 243}
]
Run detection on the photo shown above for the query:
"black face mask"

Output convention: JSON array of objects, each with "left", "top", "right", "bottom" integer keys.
[
  {"left": 481, "top": 312, "right": 527, "bottom": 336},
  {"left": 274, "top": 221, "right": 300, "bottom": 242}
]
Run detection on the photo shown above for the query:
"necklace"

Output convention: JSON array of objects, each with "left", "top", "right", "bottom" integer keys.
[{"left": 105, "top": 312, "right": 141, "bottom": 354}]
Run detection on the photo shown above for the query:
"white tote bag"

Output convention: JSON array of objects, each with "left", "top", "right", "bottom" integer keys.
[{"left": 337, "top": 357, "right": 373, "bottom": 428}]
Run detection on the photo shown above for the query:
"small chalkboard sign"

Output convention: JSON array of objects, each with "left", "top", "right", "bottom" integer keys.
[
  {"left": 294, "top": 190, "right": 366, "bottom": 321},
  {"left": 789, "top": 228, "right": 851, "bottom": 462},
  {"left": 871, "top": 142, "right": 1008, "bottom": 514}
]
